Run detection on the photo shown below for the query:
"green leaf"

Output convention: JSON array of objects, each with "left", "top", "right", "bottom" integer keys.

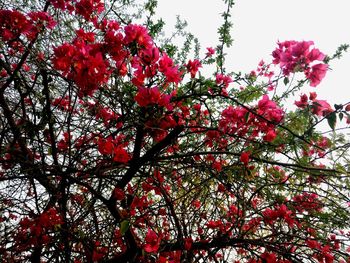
[
  {"left": 283, "top": 77, "right": 289, "bottom": 85},
  {"left": 244, "top": 111, "right": 250, "bottom": 122},
  {"left": 339, "top": 112, "right": 344, "bottom": 121},
  {"left": 327, "top": 112, "right": 337, "bottom": 130},
  {"left": 120, "top": 220, "right": 130, "bottom": 236}
]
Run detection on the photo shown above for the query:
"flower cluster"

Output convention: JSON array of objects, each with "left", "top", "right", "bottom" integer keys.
[
  {"left": 272, "top": 40, "right": 328, "bottom": 86},
  {"left": 16, "top": 208, "right": 62, "bottom": 249},
  {"left": 0, "top": 10, "right": 56, "bottom": 43},
  {"left": 219, "top": 95, "right": 283, "bottom": 144},
  {"left": 295, "top": 92, "right": 333, "bottom": 116},
  {"left": 97, "top": 136, "right": 130, "bottom": 163},
  {"left": 50, "top": 0, "right": 104, "bottom": 21}
]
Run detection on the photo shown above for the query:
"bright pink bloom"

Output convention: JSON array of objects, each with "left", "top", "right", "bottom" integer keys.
[
  {"left": 216, "top": 74, "right": 232, "bottom": 88},
  {"left": 158, "top": 53, "right": 182, "bottom": 84},
  {"left": 134, "top": 86, "right": 171, "bottom": 107},
  {"left": 186, "top": 59, "right": 202, "bottom": 78},
  {"left": 124, "top": 24, "right": 152, "bottom": 48},
  {"left": 309, "top": 91, "right": 317, "bottom": 100},
  {"left": 311, "top": 99, "right": 332, "bottom": 116},
  {"left": 295, "top": 94, "right": 309, "bottom": 108},
  {"left": 206, "top": 47, "right": 215, "bottom": 57},
  {"left": 264, "top": 129, "right": 277, "bottom": 142},
  {"left": 75, "top": 0, "right": 105, "bottom": 20},
  {"left": 306, "top": 63, "right": 328, "bottom": 87},
  {"left": 139, "top": 46, "right": 160, "bottom": 65},
  {"left": 258, "top": 95, "right": 284, "bottom": 123},
  {"left": 307, "top": 48, "right": 325, "bottom": 62},
  {"left": 272, "top": 40, "right": 328, "bottom": 87}
]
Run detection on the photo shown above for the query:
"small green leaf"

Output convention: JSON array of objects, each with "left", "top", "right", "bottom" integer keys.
[
  {"left": 339, "top": 112, "right": 344, "bottom": 121},
  {"left": 120, "top": 220, "right": 130, "bottom": 236},
  {"left": 327, "top": 112, "right": 337, "bottom": 130},
  {"left": 283, "top": 77, "right": 289, "bottom": 85},
  {"left": 243, "top": 111, "right": 250, "bottom": 122}
]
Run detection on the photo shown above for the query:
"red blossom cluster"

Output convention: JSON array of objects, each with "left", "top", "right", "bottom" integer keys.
[
  {"left": 50, "top": 0, "right": 104, "bottom": 21},
  {"left": 295, "top": 92, "right": 333, "bottom": 117},
  {"left": 219, "top": 95, "right": 283, "bottom": 145},
  {"left": 0, "top": 9, "right": 56, "bottom": 49},
  {"left": 15, "top": 208, "right": 63, "bottom": 250},
  {"left": 272, "top": 40, "right": 328, "bottom": 86},
  {"left": 97, "top": 136, "right": 130, "bottom": 163},
  {"left": 52, "top": 31, "right": 111, "bottom": 96}
]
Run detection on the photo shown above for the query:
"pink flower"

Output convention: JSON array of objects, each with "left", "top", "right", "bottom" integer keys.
[
  {"left": 206, "top": 47, "right": 215, "bottom": 57},
  {"left": 134, "top": 86, "right": 161, "bottom": 107},
  {"left": 186, "top": 59, "right": 202, "bottom": 78},
  {"left": 294, "top": 94, "right": 308, "bottom": 108},
  {"left": 124, "top": 24, "right": 152, "bottom": 48},
  {"left": 307, "top": 48, "right": 325, "bottom": 62},
  {"left": 139, "top": 46, "right": 160, "bottom": 65},
  {"left": 311, "top": 99, "right": 332, "bottom": 116},
  {"left": 263, "top": 129, "right": 277, "bottom": 142},
  {"left": 272, "top": 40, "right": 328, "bottom": 87},
  {"left": 306, "top": 63, "right": 328, "bottom": 87},
  {"left": 158, "top": 53, "right": 182, "bottom": 84},
  {"left": 216, "top": 74, "right": 232, "bottom": 88},
  {"left": 134, "top": 86, "right": 171, "bottom": 108},
  {"left": 309, "top": 91, "right": 317, "bottom": 100}
]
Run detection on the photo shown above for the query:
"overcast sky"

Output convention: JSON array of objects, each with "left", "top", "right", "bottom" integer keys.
[{"left": 156, "top": 0, "right": 350, "bottom": 106}]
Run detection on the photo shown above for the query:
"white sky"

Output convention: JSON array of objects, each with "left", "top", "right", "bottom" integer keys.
[{"left": 156, "top": 0, "right": 350, "bottom": 106}]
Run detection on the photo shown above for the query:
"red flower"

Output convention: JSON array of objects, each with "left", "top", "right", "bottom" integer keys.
[
  {"left": 113, "top": 187, "right": 125, "bottom": 200},
  {"left": 28, "top": 11, "right": 57, "bottom": 30},
  {"left": 98, "top": 137, "right": 114, "bottom": 155},
  {"left": 144, "top": 229, "right": 160, "bottom": 253},
  {"left": 263, "top": 129, "right": 277, "bottom": 142},
  {"left": 306, "top": 239, "right": 321, "bottom": 249},
  {"left": 0, "top": 10, "right": 32, "bottom": 41},
  {"left": 134, "top": 86, "right": 171, "bottom": 108},
  {"left": 124, "top": 24, "right": 152, "bottom": 48},
  {"left": 75, "top": 0, "right": 105, "bottom": 21},
  {"left": 240, "top": 151, "right": 250, "bottom": 165},
  {"left": 184, "top": 237, "right": 193, "bottom": 250},
  {"left": 186, "top": 59, "right": 202, "bottom": 78},
  {"left": 206, "top": 47, "right": 215, "bottom": 57},
  {"left": 113, "top": 146, "right": 130, "bottom": 163},
  {"left": 295, "top": 94, "right": 308, "bottom": 108}
]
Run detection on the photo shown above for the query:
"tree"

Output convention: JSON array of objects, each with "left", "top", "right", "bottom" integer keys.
[{"left": 1, "top": 0, "right": 350, "bottom": 262}]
